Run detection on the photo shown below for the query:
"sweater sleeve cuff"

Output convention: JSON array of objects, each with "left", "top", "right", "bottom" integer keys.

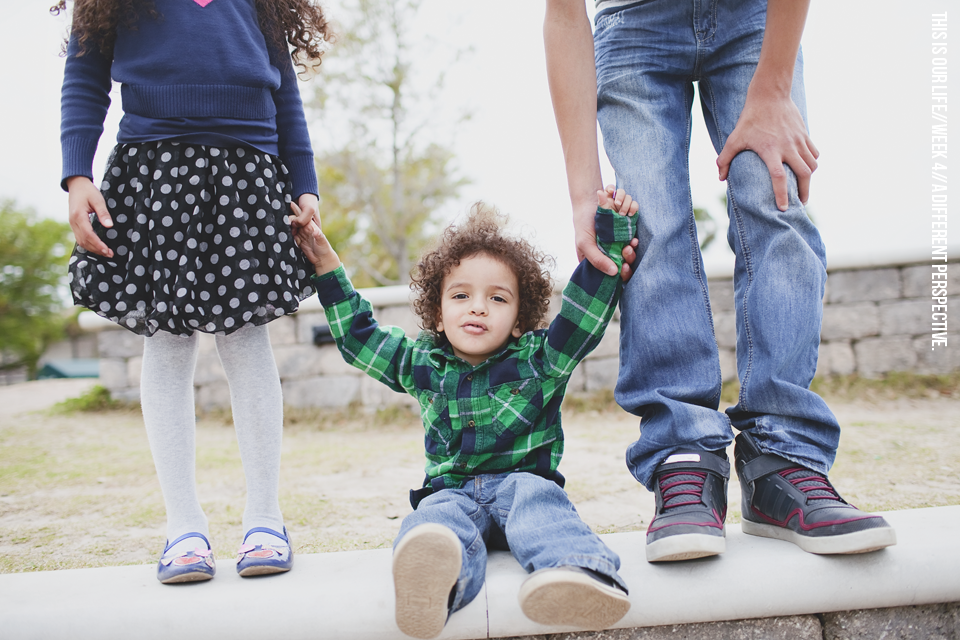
[
  {"left": 61, "top": 137, "right": 100, "bottom": 191},
  {"left": 285, "top": 154, "right": 319, "bottom": 199},
  {"left": 310, "top": 265, "right": 354, "bottom": 306},
  {"left": 594, "top": 207, "right": 638, "bottom": 244}
]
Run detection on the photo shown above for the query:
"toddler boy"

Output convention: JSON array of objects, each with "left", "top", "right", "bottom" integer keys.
[{"left": 294, "top": 190, "right": 637, "bottom": 639}]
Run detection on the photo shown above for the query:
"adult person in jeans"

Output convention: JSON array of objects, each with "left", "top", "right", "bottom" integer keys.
[{"left": 543, "top": 0, "right": 896, "bottom": 562}]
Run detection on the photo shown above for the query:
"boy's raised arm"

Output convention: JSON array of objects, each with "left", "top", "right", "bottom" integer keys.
[
  {"left": 294, "top": 211, "right": 417, "bottom": 395},
  {"left": 541, "top": 190, "right": 637, "bottom": 379}
]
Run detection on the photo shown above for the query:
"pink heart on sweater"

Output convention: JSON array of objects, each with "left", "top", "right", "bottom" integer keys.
[{"left": 192, "top": 0, "right": 215, "bottom": 7}]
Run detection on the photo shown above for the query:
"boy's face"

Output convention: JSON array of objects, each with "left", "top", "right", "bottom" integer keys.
[{"left": 436, "top": 253, "right": 522, "bottom": 366}]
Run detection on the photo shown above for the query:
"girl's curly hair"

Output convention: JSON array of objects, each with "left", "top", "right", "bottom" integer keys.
[
  {"left": 50, "top": 0, "right": 332, "bottom": 70},
  {"left": 411, "top": 203, "right": 555, "bottom": 340}
]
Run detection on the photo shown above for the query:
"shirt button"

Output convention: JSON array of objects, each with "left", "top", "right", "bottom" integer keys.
[
  {"left": 511, "top": 388, "right": 519, "bottom": 395},
  {"left": 466, "top": 374, "right": 473, "bottom": 381},
  {"left": 467, "top": 420, "right": 475, "bottom": 428}
]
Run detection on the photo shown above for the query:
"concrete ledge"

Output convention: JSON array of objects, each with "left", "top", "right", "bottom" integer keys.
[{"left": 2, "top": 507, "right": 958, "bottom": 640}]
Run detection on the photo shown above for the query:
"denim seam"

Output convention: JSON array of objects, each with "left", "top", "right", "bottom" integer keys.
[
  {"left": 451, "top": 529, "right": 486, "bottom": 613},
  {"left": 727, "top": 188, "right": 755, "bottom": 411},
  {"left": 698, "top": 76, "right": 754, "bottom": 409},
  {"left": 692, "top": 0, "right": 704, "bottom": 76},
  {"left": 694, "top": 79, "right": 723, "bottom": 405},
  {"left": 693, "top": 0, "right": 718, "bottom": 44},
  {"left": 683, "top": 94, "right": 714, "bottom": 330}
]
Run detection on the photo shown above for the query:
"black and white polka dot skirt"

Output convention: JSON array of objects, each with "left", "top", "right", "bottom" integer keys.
[{"left": 68, "top": 141, "right": 314, "bottom": 337}]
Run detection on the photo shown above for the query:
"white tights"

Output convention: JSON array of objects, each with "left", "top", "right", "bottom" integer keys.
[{"left": 140, "top": 324, "right": 285, "bottom": 554}]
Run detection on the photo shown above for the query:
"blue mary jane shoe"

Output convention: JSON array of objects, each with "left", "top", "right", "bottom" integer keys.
[
  {"left": 157, "top": 532, "right": 216, "bottom": 584},
  {"left": 236, "top": 526, "right": 293, "bottom": 577}
]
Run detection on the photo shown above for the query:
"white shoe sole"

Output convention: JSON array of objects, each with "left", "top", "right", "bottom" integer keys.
[
  {"left": 741, "top": 519, "right": 898, "bottom": 554},
  {"left": 159, "top": 570, "right": 213, "bottom": 584},
  {"left": 393, "top": 524, "right": 462, "bottom": 639},
  {"left": 646, "top": 532, "right": 726, "bottom": 562},
  {"left": 518, "top": 568, "right": 630, "bottom": 630}
]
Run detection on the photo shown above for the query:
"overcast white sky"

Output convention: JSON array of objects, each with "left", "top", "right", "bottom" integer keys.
[{"left": 2, "top": 1, "right": 956, "bottom": 279}]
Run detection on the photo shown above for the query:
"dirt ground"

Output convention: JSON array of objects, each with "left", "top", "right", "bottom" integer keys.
[{"left": 0, "top": 378, "right": 958, "bottom": 573}]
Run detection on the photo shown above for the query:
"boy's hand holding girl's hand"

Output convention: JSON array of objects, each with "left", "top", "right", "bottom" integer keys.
[
  {"left": 290, "top": 201, "right": 341, "bottom": 276},
  {"left": 599, "top": 185, "right": 640, "bottom": 282}
]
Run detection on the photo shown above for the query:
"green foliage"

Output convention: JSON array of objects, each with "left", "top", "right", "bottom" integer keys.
[
  {"left": 693, "top": 205, "right": 717, "bottom": 251},
  {"left": 0, "top": 202, "right": 73, "bottom": 378},
  {"left": 283, "top": 400, "right": 420, "bottom": 431},
  {"left": 309, "top": 0, "right": 468, "bottom": 287},
  {"left": 811, "top": 371, "right": 960, "bottom": 401},
  {"left": 49, "top": 385, "right": 133, "bottom": 414},
  {"left": 723, "top": 372, "right": 960, "bottom": 407},
  {"left": 720, "top": 379, "right": 740, "bottom": 406},
  {"left": 561, "top": 389, "right": 619, "bottom": 415}
]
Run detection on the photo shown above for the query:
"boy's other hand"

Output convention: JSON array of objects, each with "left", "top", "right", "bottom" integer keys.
[
  {"left": 598, "top": 186, "right": 640, "bottom": 282},
  {"left": 600, "top": 185, "right": 639, "bottom": 217}
]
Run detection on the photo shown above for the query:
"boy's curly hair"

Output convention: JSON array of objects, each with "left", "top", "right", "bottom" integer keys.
[
  {"left": 50, "top": 0, "right": 332, "bottom": 70},
  {"left": 411, "top": 203, "right": 555, "bottom": 339}
]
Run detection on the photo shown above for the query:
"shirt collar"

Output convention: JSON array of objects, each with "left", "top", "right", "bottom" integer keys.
[{"left": 424, "top": 331, "right": 534, "bottom": 369}]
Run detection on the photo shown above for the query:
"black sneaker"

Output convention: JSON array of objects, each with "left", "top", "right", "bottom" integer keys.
[
  {"left": 735, "top": 431, "right": 897, "bottom": 554},
  {"left": 645, "top": 450, "right": 729, "bottom": 562}
]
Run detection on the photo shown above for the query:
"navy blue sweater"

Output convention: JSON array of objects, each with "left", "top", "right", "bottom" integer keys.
[{"left": 60, "top": 0, "right": 318, "bottom": 198}]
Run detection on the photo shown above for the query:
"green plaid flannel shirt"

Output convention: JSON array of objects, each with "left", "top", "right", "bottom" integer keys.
[{"left": 311, "top": 208, "right": 637, "bottom": 496}]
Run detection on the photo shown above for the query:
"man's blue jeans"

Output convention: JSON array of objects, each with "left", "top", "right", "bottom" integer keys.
[
  {"left": 594, "top": 0, "right": 840, "bottom": 490},
  {"left": 394, "top": 473, "right": 626, "bottom": 613}
]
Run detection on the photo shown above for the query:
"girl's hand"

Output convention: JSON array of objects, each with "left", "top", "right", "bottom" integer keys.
[
  {"left": 67, "top": 176, "right": 114, "bottom": 258},
  {"left": 598, "top": 185, "right": 640, "bottom": 282},
  {"left": 291, "top": 205, "right": 340, "bottom": 276},
  {"left": 290, "top": 193, "right": 320, "bottom": 232}
]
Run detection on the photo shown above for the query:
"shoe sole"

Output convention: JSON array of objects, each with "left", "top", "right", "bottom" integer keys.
[
  {"left": 393, "top": 524, "right": 462, "bottom": 639},
  {"left": 159, "top": 570, "right": 214, "bottom": 584},
  {"left": 646, "top": 533, "right": 725, "bottom": 562},
  {"left": 519, "top": 568, "right": 630, "bottom": 630},
  {"left": 238, "top": 564, "right": 291, "bottom": 577},
  {"left": 741, "top": 519, "right": 898, "bottom": 554}
]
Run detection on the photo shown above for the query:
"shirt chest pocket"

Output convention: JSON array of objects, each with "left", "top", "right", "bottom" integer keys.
[
  {"left": 419, "top": 391, "right": 453, "bottom": 448},
  {"left": 488, "top": 379, "right": 543, "bottom": 438}
]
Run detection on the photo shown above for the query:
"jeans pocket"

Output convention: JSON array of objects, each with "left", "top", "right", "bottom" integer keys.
[
  {"left": 419, "top": 391, "right": 453, "bottom": 448},
  {"left": 488, "top": 379, "right": 543, "bottom": 438}
]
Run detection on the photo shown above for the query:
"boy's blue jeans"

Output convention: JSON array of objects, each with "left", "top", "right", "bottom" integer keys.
[
  {"left": 594, "top": 0, "right": 841, "bottom": 490},
  {"left": 394, "top": 472, "right": 626, "bottom": 614}
]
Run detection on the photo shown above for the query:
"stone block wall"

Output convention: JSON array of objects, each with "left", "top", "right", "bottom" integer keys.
[{"left": 90, "top": 258, "right": 959, "bottom": 409}]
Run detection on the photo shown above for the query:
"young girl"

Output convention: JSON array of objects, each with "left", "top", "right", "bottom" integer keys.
[{"left": 54, "top": 0, "right": 330, "bottom": 584}]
